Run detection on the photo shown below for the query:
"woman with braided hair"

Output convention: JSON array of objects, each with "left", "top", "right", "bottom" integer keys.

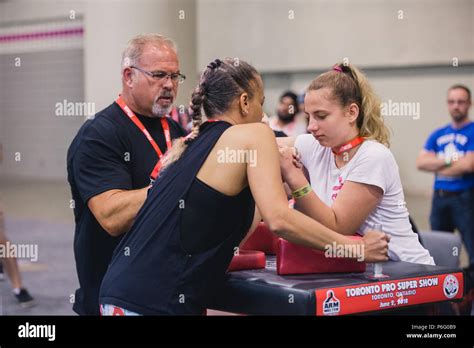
[{"left": 99, "top": 58, "right": 389, "bottom": 315}]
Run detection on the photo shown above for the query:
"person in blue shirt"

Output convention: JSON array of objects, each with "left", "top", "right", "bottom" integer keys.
[{"left": 417, "top": 84, "right": 474, "bottom": 269}]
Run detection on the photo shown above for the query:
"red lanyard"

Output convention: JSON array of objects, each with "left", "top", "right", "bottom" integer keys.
[
  {"left": 332, "top": 136, "right": 365, "bottom": 155},
  {"left": 116, "top": 95, "right": 172, "bottom": 180}
]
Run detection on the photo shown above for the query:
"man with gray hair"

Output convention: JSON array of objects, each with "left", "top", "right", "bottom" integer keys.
[{"left": 67, "top": 34, "right": 186, "bottom": 315}]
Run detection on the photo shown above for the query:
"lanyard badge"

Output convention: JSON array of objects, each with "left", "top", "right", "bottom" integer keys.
[{"left": 116, "top": 95, "right": 172, "bottom": 184}]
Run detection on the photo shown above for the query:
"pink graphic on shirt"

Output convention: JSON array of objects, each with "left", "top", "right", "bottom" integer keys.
[{"left": 331, "top": 175, "right": 344, "bottom": 200}]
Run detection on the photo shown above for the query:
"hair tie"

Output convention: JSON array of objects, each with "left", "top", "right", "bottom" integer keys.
[
  {"left": 207, "top": 58, "right": 222, "bottom": 70},
  {"left": 333, "top": 66, "right": 343, "bottom": 73}
]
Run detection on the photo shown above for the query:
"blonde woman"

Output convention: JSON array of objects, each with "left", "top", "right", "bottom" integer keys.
[{"left": 279, "top": 63, "right": 434, "bottom": 265}]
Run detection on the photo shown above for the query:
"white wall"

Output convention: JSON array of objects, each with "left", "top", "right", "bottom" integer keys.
[
  {"left": 0, "top": 0, "right": 84, "bottom": 22},
  {"left": 0, "top": 0, "right": 86, "bottom": 180},
  {"left": 197, "top": 0, "right": 474, "bottom": 72},
  {"left": 1, "top": 0, "right": 198, "bottom": 113}
]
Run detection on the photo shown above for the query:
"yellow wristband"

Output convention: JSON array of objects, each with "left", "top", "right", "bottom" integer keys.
[{"left": 292, "top": 184, "right": 312, "bottom": 199}]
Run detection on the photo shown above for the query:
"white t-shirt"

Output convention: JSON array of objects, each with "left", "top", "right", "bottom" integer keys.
[{"left": 295, "top": 134, "right": 434, "bottom": 265}]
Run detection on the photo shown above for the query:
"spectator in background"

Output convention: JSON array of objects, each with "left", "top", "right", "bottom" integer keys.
[
  {"left": 417, "top": 84, "right": 474, "bottom": 270},
  {"left": 269, "top": 91, "right": 308, "bottom": 137},
  {"left": 0, "top": 142, "right": 35, "bottom": 308}
]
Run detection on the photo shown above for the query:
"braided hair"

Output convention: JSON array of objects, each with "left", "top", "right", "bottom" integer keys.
[{"left": 159, "top": 58, "right": 259, "bottom": 171}]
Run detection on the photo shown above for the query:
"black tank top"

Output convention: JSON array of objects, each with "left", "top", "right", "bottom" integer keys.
[
  {"left": 181, "top": 177, "right": 254, "bottom": 254},
  {"left": 99, "top": 121, "right": 255, "bottom": 315}
]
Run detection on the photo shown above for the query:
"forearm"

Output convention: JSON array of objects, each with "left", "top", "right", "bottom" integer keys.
[
  {"left": 248, "top": 125, "right": 359, "bottom": 255},
  {"left": 270, "top": 206, "right": 357, "bottom": 253},
  {"left": 437, "top": 157, "right": 474, "bottom": 176},
  {"left": 286, "top": 174, "right": 341, "bottom": 234},
  {"left": 97, "top": 187, "right": 149, "bottom": 236},
  {"left": 416, "top": 156, "right": 447, "bottom": 172}
]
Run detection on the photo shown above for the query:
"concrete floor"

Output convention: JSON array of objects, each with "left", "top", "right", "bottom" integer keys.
[
  {"left": 0, "top": 177, "right": 469, "bottom": 315},
  {"left": 0, "top": 178, "right": 76, "bottom": 315}
]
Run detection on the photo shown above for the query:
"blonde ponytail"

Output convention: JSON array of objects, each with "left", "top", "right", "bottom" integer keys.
[
  {"left": 349, "top": 65, "right": 390, "bottom": 147},
  {"left": 308, "top": 63, "right": 390, "bottom": 147}
]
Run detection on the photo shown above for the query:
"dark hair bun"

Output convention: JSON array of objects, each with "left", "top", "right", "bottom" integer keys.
[{"left": 207, "top": 59, "right": 223, "bottom": 70}]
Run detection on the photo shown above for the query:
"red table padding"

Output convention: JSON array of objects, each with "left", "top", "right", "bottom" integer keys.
[
  {"left": 241, "top": 222, "right": 279, "bottom": 254},
  {"left": 228, "top": 250, "right": 266, "bottom": 272},
  {"left": 276, "top": 237, "right": 366, "bottom": 275}
]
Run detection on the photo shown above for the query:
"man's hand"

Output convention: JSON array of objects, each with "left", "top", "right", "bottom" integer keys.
[{"left": 416, "top": 150, "right": 446, "bottom": 172}]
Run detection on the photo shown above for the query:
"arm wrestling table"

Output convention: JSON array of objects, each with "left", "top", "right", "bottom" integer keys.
[{"left": 209, "top": 257, "right": 465, "bottom": 315}]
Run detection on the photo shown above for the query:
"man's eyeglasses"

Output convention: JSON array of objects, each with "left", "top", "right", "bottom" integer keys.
[{"left": 130, "top": 66, "right": 186, "bottom": 84}]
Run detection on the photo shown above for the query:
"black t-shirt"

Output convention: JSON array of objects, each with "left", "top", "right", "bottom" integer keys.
[{"left": 67, "top": 101, "right": 185, "bottom": 315}]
